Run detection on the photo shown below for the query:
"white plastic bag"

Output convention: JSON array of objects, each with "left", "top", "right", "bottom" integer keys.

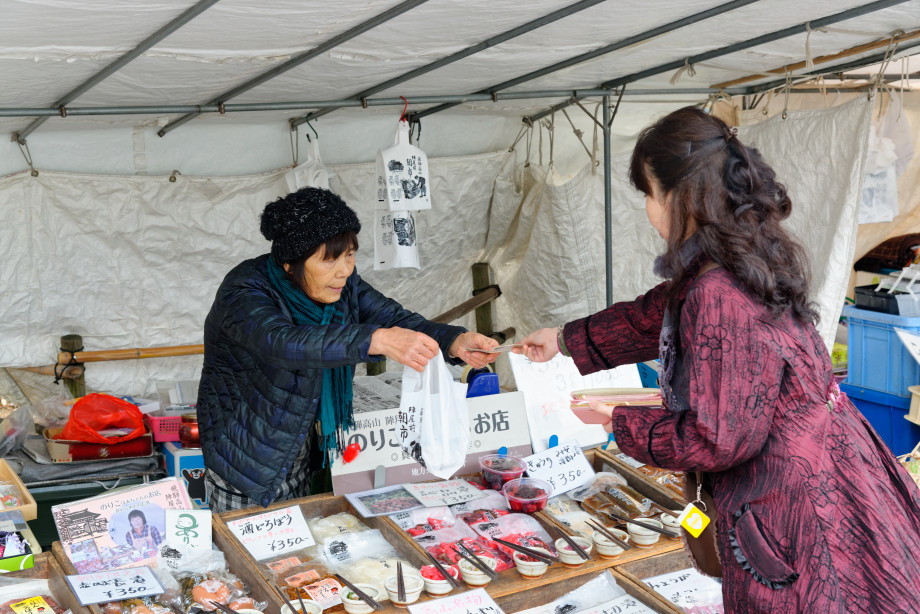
[
  {"left": 376, "top": 121, "right": 431, "bottom": 211},
  {"left": 398, "top": 353, "right": 469, "bottom": 479}
]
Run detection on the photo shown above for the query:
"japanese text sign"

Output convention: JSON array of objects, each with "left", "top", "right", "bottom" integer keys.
[
  {"left": 523, "top": 439, "right": 595, "bottom": 494},
  {"left": 644, "top": 568, "right": 723, "bottom": 609},
  {"left": 408, "top": 588, "right": 505, "bottom": 614},
  {"left": 66, "top": 566, "right": 164, "bottom": 605},
  {"left": 577, "top": 594, "right": 658, "bottom": 614},
  {"left": 226, "top": 505, "right": 315, "bottom": 561},
  {"left": 405, "top": 480, "right": 487, "bottom": 507},
  {"left": 9, "top": 598, "right": 54, "bottom": 614},
  {"left": 165, "top": 509, "right": 211, "bottom": 552}
]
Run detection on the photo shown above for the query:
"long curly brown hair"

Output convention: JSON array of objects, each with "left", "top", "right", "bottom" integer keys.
[{"left": 629, "top": 106, "right": 817, "bottom": 324}]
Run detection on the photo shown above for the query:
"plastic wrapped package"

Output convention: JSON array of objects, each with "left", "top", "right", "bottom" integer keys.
[
  {"left": 277, "top": 559, "right": 344, "bottom": 610},
  {"left": 389, "top": 506, "right": 455, "bottom": 535},
  {"left": 455, "top": 508, "right": 510, "bottom": 525},
  {"left": 656, "top": 473, "right": 688, "bottom": 499},
  {"left": 171, "top": 570, "right": 248, "bottom": 613},
  {"left": 323, "top": 530, "right": 415, "bottom": 602},
  {"left": 568, "top": 472, "right": 627, "bottom": 502},
  {"left": 581, "top": 493, "right": 628, "bottom": 518},
  {"left": 0, "top": 579, "right": 65, "bottom": 614},
  {"left": 546, "top": 571, "right": 627, "bottom": 613},
  {"left": 605, "top": 485, "right": 655, "bottom": 518},
  {"left": 0, "top": 595, "right": 65, "bottom": 614},
  {"left": 544, "top": 494, "right": 582, "bottom": 518},
  {"left": 551, "top": 511, "right": 596, "bottom": 540},
  {"left": 413, "top": 524, "right": 513, "bottom": 572},
  {"left": 449, "top": 489, "right": 509, "bottom": 514},
  {"left": 468, "top": 514, "right": 557, "bottom": 557},
  {"left": 259, "top": 512, "right": 369, "bottom": 576}
]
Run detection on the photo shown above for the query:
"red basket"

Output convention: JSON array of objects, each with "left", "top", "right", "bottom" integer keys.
[{"left": 144, "top": 413, "right": 182, "bottom": 442}]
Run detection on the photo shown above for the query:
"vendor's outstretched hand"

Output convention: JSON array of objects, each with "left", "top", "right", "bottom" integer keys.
[
  {"left": 512, "top": 327, "right": 559, "bottom": 363},
  {"left": 449, "top": 332, "right": 499, "bottom": 369},
  {"left": 369, "top": 327, "right": 439, "bottom": 373}
]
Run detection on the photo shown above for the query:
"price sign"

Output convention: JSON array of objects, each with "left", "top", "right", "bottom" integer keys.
[
  {"left": 644, "top": 568, "right": 723, "bottom": 609},
  {"left": 226, "top": 505, "right": 315, "bottom": 561},
  {"left": 523, "top": 440, "right": 595, "bottom": 494},
  {"left": 576, "top": 594, "right": 658, "bottom": 614},
  {"left": 408, "top": 588, "right": 505, "bottom": 614},
  {"left": 405, "top": 480, "right": 487, "bottom": 507},
  {"left": 66, "top": 566, "right": 164, "bottom": 606}
]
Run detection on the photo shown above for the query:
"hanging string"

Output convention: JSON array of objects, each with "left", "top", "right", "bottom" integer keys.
[
  {"left": 782, "top": 72, "right": 793, "bottom": 119},
  {"left": 762, "top": 89, "right": 774, "bottom": 116},
  {"left": 399, "top": 96, "right": 409, "bottom": 123},
  {"left": 873, "top": 32, "right": 902, "bottom": 118},
  {"left": 805, "top": 22, "right": 817, "bottom": 70},
  {"left": 304, "top": 120, "right": 319, "bottom": 142},
  {"left": 289, "top": 127, "right": 299, "bottom": 167},
  {"left": 561, "top": 107, "right": 594, "bottom": 163},
  {"left": 409, "top": 118, "right": 422, "bottom": 144},
  {"left": 507, "top": 123, "right": 528, "bottom": 153},
  {"left": 525, "top": 124, "right": 533, "bottom": 168},
  {"left": 591, "top": 102, "right": 601, "bottom": 172},
  {"left": 669, "top": 57, "right": 697, "bottom": 85},
  {"left": 15, "top": 139, "right": 38, "bottom": 177}
]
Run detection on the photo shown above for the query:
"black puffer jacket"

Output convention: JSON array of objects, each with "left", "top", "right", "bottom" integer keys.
[{"left": 197, "top": 255, "right": 465, "bottom": 506}]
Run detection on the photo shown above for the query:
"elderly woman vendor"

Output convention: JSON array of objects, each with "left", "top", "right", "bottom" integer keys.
[{"left": 198, "top": 187, "right": 498, "bottom": 511}]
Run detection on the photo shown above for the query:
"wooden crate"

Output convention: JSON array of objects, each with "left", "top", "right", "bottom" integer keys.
[
  {"left": 0, "top": 459, "right": 37, "bottom": 521},
  {"left": 595, "top": 446, "right": 687, "bottom": 509},
  {"left": 53, "top": 527, "right": 278, "bottom": 614},
  {"left": 496, "top": 568, "right": 672, "bottom": 614},
  {"left": 214, "top": 492, "right": 432, "bottom": 613},
  {"left": 537, "top": 448, "right": 683, "bottom": 566},
  {"left": 3, "top": 551, "right": 88, "bottom": 614},
  {"left": 614, "top": 549, "right": 715, "bottom": 614}
]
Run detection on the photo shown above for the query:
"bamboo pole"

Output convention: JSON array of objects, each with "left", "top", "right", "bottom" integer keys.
[
  {"left": 21, "top": 365, "right": 85, "bottom": 379},
  {"left": 57, "top": 344, "right": 204, "bottom": 364},
  {"left": 712, "top": 28, "right": 920, "bottom": 90}
]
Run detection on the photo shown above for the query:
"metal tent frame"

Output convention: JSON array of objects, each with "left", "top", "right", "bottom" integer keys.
[{"left": 6, "top": 0, "right": 918, "bottom": 306}]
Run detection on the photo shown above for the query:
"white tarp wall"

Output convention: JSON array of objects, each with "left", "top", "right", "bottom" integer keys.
[
  {"left": 488, "top": 97, "right": 872, "bottom": 357},
  {"left": 0, "top": 99, "right": 870, "bottom": 395}
]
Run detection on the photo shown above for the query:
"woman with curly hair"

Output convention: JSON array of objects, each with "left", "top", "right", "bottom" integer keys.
[{"left": 515, "top": 107, "right": 920, "bottom": 612}]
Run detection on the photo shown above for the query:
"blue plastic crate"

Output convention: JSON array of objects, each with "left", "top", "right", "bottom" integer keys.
[
  {"left": 841, "top": 383, "right": 920, "bottom": 456},
  {"left": 843, "top": 305, "right": 920, "bottom": 398}
]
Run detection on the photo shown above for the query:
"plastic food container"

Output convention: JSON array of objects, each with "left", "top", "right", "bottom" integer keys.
[
  {"left": 479, "top": 454, "right": 527, "bottom": 490},
  {"left": 341, "top": 585, "right": 380, "bottom": 614},
  {"left": 501, "top": 477, "right": 552, "bottom": 513}
]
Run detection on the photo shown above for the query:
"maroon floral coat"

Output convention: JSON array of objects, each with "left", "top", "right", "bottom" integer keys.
[{"left": 564, "top": 267, "right": 920, "bottom": 613}]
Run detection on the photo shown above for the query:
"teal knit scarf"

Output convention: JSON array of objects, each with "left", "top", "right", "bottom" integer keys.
[{"left": 266, "top": 257, "right": 354, "bottom": 463}]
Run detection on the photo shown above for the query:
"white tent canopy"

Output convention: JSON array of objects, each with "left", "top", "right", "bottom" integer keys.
[{"left": 0, "top": 0, "right": 917, "bottom": 395}]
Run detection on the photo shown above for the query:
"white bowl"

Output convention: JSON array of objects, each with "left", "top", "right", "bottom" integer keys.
[
  {"left": 591, "top": 528, "right": 630, "bottom": 558},
  {"left": 280, "top": 601, "right": 321, "bottom": 614},
  {"left": 627, "top": 519, "right": 663, "bottom": 547},
  {"left": 660, "top": 512, "right": 682, "bottom": 534},
  {"left": 341, "top": 584, "right": 381, "bottom": 614},
  {"left": 554, "top": 536, "right": 593, "bottom": 567},
  {"left": 513, "top": 549, "right": 550, "bottom": 579},
  {"left": 458, "top": 556, "right": 499, "bottom": 587},
  {"left": 422, "top": 566, "right": 459, "bottom": 596},
  {"left": 237, "top": 610, "right": 266, "bottom": 614},
  {"left": 384, "top": 573, "right": 424, "bottom": 607}
]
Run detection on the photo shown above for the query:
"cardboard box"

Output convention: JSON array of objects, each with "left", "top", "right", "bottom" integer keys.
[
  {"left": 42, "top": 427, "right": 154, "bottom": 463},
  {"left": 161, "top": 442, "right": 208, "bottom": 508}
]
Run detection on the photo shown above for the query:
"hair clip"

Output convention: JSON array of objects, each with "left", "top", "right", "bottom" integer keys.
[{"left": 727, "top": 126, "right": 739, "bottom": 139}]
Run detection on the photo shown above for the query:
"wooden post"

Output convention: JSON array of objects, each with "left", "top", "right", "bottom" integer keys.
[
  {"left": 471, "top": 262, "right": 494, "bottom": 336},
  {"left": 60, "top": 334, "right": 86, "bottom": 398},
  {"left": 366, "top": 361, "right": 387, "bottom": 376}
]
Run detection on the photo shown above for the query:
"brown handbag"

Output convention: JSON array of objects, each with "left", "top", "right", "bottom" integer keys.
[{"left": 682, "top": 471, "right": 723, "bottom": 577}]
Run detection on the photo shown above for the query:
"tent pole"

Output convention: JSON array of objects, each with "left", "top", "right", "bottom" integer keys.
[
  {"left": 292, "top": 0, "right": 610, "bottom": 128},
  {"left": 526, "top": 0, "right": 912, "bottom": 123},
  {"left": 12, "top": 0, "right": 219, "bottom": 144},
  {"left": 158, "top": 0, "right": 432, "bottom": 137},
  {"left": 603, "top": 95, "right": 613, "bottom": 307}
]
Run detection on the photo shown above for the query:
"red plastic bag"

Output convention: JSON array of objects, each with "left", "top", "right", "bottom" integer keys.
[{"left": 57, "top": 393, "right": 146, "bottom": 444}]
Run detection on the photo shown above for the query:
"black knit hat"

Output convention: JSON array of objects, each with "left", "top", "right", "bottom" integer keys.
[{"left": 260, "top": 187, "right": 361, "bottom": 263}]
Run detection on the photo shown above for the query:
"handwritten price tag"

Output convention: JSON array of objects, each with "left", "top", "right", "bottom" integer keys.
[
  {"left": 408, "top": 588, "right": 505, "bottom": 614},
  {"left": 66, "top": 566, "right": 164, "bottom": 606},
  {"left": 404, "top": 480, "right": 487, "bottom": 507},
  {"left": 523, "top": 439, "right": 595, "bottom": 494},
  {"left": 576, "top": 594, "right": 658, "bottom": 614},
  {"left": 644, "top": 568, "right": 723, "bottom": 609},
  {"left": 226, "top": 505, "right": 315, "bottom": 561}
]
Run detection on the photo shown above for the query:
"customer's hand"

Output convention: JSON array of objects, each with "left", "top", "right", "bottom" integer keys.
[
  {"left": 448, "top": 332, "right": 499, "bottom": 369},
  {"left": 369, "top": 327, "right": 439, "bottom": 373},
  {"left": 513, "top": 327, "right": 559, "bottom": 363}
]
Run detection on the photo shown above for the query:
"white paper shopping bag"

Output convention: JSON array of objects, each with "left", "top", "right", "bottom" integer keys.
[
  {"left": 398, "top": 352, "right": 470, "bottom": 479},
  {"left": 376, "top": 121, "right": 431, "bottom": 211},
  {"left": 373, "top": 209, "right": 419, "bottom": 271}
]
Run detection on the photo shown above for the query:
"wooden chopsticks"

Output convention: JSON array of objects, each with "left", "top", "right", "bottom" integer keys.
[
  {"left": 274, "top": 586, "right": 302, "bottom": 614},
  {"left": 492, "top": 537, "right": 557, "bottom": 564},
  {"left": 452, "top": 543, "right": 499, "bottom": 579},
  {"left": 212, "top": 604, "right": 243, "bottom": 614},
  {"left": 334, "top": 573, "right": 385, "bottom": 611},
  {"left": 551, "top": 526, "right": 590, "bottom": 560},
  {"left": 586, "top": 519, "right": 631, "bottom": 550},
  {"left": 397, "top": 560, "right": 406, "bottom": 603},
  {"left": 605, "top": 511, "right": 681, "bottom": 539},
  {"left": 425, "top": 551, "right": 461, "bottom": 589}
]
